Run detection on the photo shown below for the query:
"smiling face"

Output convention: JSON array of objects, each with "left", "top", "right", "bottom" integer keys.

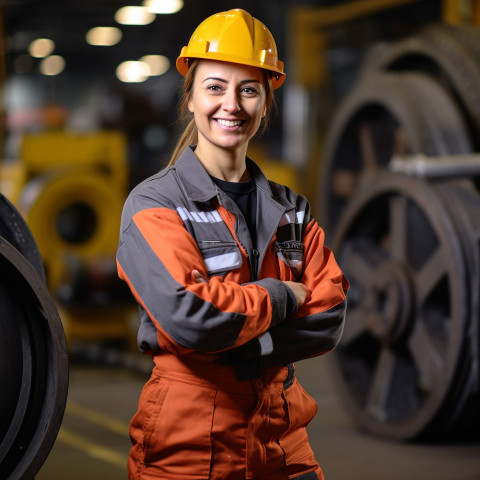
[{"left": 188, "top": 60, "right": 267, "bottom": 157}]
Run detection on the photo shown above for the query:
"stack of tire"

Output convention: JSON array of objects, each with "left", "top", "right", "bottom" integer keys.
[
  {"left": 0, "top": 195, "right": 68, "bottom": 479},
  {"left": 318, "top": 24, "right": 480, "bottom": 440}
]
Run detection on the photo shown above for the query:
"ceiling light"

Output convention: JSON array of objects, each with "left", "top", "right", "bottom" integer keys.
[
  {"left": 143, "top": 0, "right": 183, "bottom": 14},
  {"left": 86, "top": 27, "right": 122, "bottom": 46},
  {"left": 116, "top": 61, "right": 150, "bottom": 82},
  {"left": 115, "top": 6, "right": 155, "bottom": 25},
  {"left": 40, "top": 55, "right": 65, "bottom": 76},
  {"left": 140, "top": 55, "right": 170, "bottom": 76},
  {"left": 29, "top": 38, "right": 55, "bottom": 58}
]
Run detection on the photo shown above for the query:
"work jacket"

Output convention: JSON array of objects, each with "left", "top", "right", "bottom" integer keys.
[
  {"left": 117, "top": 146, "right": 348, "bottom": 365},
  {"left": 116, "top": 146, "right": 349, "bottom": 479}
]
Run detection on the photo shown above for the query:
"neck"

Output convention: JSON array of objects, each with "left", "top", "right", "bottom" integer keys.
[{"left": 194, "top": 140, "right": 250, "bottom": 182}]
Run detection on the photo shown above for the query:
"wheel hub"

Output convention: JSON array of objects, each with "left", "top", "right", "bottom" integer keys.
[{"left": 365, "top": 260, "right": 413, "bottom": 345}]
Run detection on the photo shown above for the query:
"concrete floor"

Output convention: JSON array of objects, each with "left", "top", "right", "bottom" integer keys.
[{"left": 36, "top": 352, "right": 480, "bottom": 480}]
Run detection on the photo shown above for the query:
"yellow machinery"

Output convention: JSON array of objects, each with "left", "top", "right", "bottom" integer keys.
[{"left": 0, "top": 130, "right": 138, "bottom": 349}]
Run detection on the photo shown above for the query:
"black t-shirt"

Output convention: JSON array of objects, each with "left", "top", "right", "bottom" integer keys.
[
  {"left": 211, "top": 173, "right": 298, "bottom": 322},
  {"left": 211, "top": 175, "right": 257, "bottom": 248}
]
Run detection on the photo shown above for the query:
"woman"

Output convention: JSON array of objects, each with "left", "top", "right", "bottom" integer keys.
[{"left": 117, "top": 9, "right": 349, "bottom": 480}]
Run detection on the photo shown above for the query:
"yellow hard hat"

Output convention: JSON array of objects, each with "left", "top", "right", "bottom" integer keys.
[{"left": 176, "top": 9, "right": 285, "bottom": 89}]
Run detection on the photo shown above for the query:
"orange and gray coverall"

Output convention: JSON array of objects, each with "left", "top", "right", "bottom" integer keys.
[{"left": 116, "top": 146, "right": 349, "bottom": 480}]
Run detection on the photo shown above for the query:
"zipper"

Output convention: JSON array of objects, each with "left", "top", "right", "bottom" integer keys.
[
  {"left": 216, "top": 190, "right": 260, "bottom": 281},
  {"left": 251, "top": 248, "right": 260, "bottom": 281}
]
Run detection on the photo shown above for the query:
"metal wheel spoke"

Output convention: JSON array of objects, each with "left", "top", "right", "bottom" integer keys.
[
  {"left": 366, "top": 348, "right": 396, "bottom": 421},
  {"left": 332, "top": 169, "right": 357, "bottom": 199},
  {"left": 358, "top": 123, "right": 378, "bottom": 173},
  {"left": 342, "top": 244, "right": 375, "bottom": 281},
  {"left": 393, "top": 127, "right": 410, "bottom": 155},
  {"left": 340, "top": 306, "right": 368, "bottom": 346},
  {"left": 409, "top": 320, "right": 444, "bottom": 392},
  {"left": 389, "top": 195, "right": 408, "bottom": 261},
  {"left": 415, "top": 248, "right": 448, "bottom": 303}
]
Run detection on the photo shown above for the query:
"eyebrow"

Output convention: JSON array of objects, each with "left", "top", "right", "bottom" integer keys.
[{"left": 202, "top": 76, "right": 261, "bottom": 84}]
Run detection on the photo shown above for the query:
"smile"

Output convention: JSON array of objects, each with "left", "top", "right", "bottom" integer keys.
[{"left": 215, "top": 118, "right": 244, "bottom": 127}]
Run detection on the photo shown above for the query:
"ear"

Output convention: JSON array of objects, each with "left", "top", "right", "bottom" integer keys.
[
  {"left": 262, "top": 103, "right": 267, "bottom": 118},
  {"left": 188, "top": 99, "right": 194, "bottom": 113}
]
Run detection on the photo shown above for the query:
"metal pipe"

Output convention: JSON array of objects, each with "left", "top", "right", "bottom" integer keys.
[{"left": 389, "top": 153, "right": 480, "bottom": 178}]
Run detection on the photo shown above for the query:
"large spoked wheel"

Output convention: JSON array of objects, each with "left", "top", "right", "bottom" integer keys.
[
  {"left": 330, "top": 172, "right": 477, "bottom": 440},
  {"left": 364, "top": 24, "right": 480, "bottom": 149},
  {"left": 318, "top": 72, "right": 472, "bottom": 234}
]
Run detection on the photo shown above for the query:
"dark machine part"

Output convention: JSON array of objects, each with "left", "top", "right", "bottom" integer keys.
[
  {"left": 434, "top": 179, "right": 480, "bottom": 411},
  {"left": 330, "top": 172, "right": 480, "bottom": 440},
  {"left": 364, "top": 24, "right": 480, "bottom": 151},
  {"left": 56, "top": 254, "right": 134, "bottom": 306},
  {"left": 0, "top": 194, "right": 45, "bottom": 282},
  {"left": 0, "top": 236, "right": 68, "bottom": 477},
  {"left": 318, "top": 71, "right": 472, "bottom": 234},
  {"left": 318, "top": 24, "right": 480, "bottom": 442}
]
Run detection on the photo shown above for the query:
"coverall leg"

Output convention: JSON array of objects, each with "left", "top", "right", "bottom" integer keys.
[{"left": 128, "top": 356, "right": 323, "bottom": 480}]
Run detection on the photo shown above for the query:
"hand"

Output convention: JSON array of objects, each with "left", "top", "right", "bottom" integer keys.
[
  {"left": 283, "top": 281, "right": 311, "bottom": 308},
  {"left": 192, "top": 269, "right": 208, "bottom": 284}
]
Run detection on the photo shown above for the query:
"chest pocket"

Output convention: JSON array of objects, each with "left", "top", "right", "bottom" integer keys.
[
  {"left": 198, "top": 241, "right": 242, "bottom": 277},
  {"left": 275, "top": 240, "right": 304, "bottom": 281}
]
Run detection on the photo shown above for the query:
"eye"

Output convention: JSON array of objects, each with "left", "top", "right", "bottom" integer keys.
[
  {"left": 206, "top": 84, "right": 223, "bottom": 93},
  {"left": 241, "top": 86, "right": 260, "bottom": 96}
]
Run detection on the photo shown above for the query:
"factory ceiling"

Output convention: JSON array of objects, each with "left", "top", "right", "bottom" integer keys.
[
  {"left": 1, "top": 0, "right": 298, "bottom": 80},
  {"left": 1, "top": 0, "right": 441, "bottom": 85}
]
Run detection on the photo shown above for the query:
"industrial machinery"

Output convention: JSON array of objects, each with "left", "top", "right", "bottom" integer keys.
[
  {"left": 0, "top": 130, "right": 138, "bottom": 350},
  {"left": 319, "top": 24, "right": 480, "bottom": 440},
  {"left": 0, "top": 194, "right": 68, "bottom": 479}
]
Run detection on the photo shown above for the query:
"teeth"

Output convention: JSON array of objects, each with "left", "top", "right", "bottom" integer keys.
[{"left": 216, "top": 119, "right": 242, "bottom": 127}]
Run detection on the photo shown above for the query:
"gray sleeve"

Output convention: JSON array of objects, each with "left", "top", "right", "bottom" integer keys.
[
  {"left": 218, "top": 299, "right": 347, "bottom": 370},
  {"left": 251, "top": 278, "right": 296, "bottom": 325}
]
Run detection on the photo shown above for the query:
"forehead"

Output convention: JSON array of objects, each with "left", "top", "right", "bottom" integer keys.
[{"left": 195, "top": 59, "right": 265, "bottom": 83}]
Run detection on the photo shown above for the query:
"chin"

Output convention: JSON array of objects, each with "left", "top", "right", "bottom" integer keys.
[{"left": 214, "top": 138, "right": 248, "bottom": 150}]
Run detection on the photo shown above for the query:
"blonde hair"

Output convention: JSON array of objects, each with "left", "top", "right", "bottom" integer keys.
[{"left": 167, "top": 59, "right": 276, "bottom": 167}]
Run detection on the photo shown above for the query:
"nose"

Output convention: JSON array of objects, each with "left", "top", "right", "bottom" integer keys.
[{"left": 222, "top": 88, "right": 241, "bottom": 113}]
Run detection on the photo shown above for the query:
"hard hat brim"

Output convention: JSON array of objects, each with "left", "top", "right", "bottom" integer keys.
[{"left": 176, "top": 53, "right": 286, "bottom": 89}]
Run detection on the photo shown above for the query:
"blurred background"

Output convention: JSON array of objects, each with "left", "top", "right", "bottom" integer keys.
[{"left": 0, "top": 0, "right": 480, "bottom": 479}]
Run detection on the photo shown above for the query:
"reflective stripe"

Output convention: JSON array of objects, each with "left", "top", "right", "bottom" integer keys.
[
  {"left": 177, "top": 207, "right": 222, "bottom": 223},
  {"left": 296, "top": 210, "right": 305, "bottom": 224},
  {"left": 258, "top": 332, "right": 273, "bottom": 356},
  {"left": 204, "top": 252, "right": 240, "bottom": 272},
  {"left": 279, "top": 212, "right": 294, "bottom": 227},
  {"left": 279, "top": 210, "right": 305, "bottom": 227}
]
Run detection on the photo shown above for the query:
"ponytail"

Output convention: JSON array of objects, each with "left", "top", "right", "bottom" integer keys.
[
  {"left": 167, "top": 60, "right": 199, "bottom": 167},
  {"left": 168, "top": 118, "right": 197, "bottom": 167}
]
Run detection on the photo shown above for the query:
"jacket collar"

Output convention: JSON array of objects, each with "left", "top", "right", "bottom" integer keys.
[
  {"left": 175, "top": 146, "right": 218, "bottom": 202},
  {"left": 174, "top": 146, "right": 294, "bottom": 210}
]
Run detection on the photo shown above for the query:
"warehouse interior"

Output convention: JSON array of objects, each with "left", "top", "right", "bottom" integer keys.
[{"left": 1, "top": 0, "right": 480, "bottom": 478}]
